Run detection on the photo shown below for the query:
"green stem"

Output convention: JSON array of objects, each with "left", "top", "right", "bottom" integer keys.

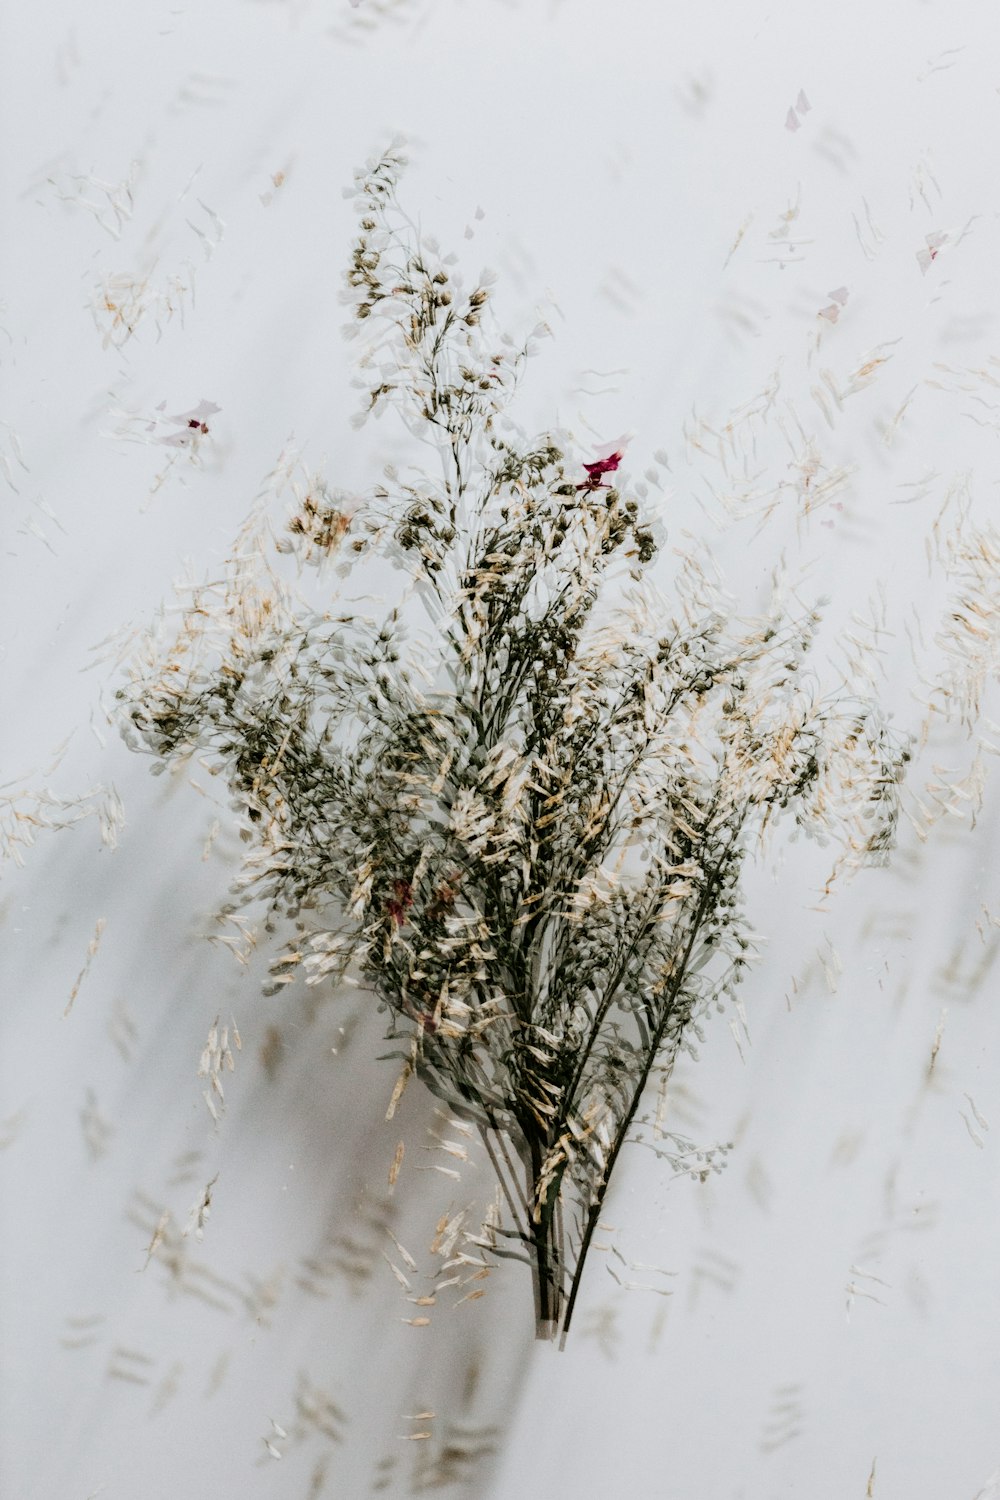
[
  {"left": 527, "top": 1135, "right": 562, "bottom": 1337},
  {"left": 559, "top": 852, "right": 731, "bottom": 1342}
]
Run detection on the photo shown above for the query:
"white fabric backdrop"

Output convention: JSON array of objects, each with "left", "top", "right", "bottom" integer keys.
[{"left": 4, "top": 1, "right": 1000, "bottom": 1495}]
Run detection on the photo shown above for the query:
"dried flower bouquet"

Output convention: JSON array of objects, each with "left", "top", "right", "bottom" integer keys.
[{"left": 119, "top": 145, "right": 907, "bottom": 1340}]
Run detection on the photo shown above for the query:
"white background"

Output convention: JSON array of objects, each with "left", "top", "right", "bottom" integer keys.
[{"left": 4, "top": 1, "right": 1000, "bottom": 1496}]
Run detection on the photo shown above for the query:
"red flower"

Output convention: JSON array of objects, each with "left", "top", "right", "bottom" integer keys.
[
  {"left": 427, "top": 880, "right": 456, "bottom": 920},
  {"left": 387, "top": 878, "right": 413, "bottom": 926},
  {"left": 577, "top": 448, "right": 625, "bottom": 490}
]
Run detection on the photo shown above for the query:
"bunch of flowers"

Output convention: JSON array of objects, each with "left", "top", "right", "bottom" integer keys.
[{"left": 118, "top": 147, "right": 908, "bottom": 1339}]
